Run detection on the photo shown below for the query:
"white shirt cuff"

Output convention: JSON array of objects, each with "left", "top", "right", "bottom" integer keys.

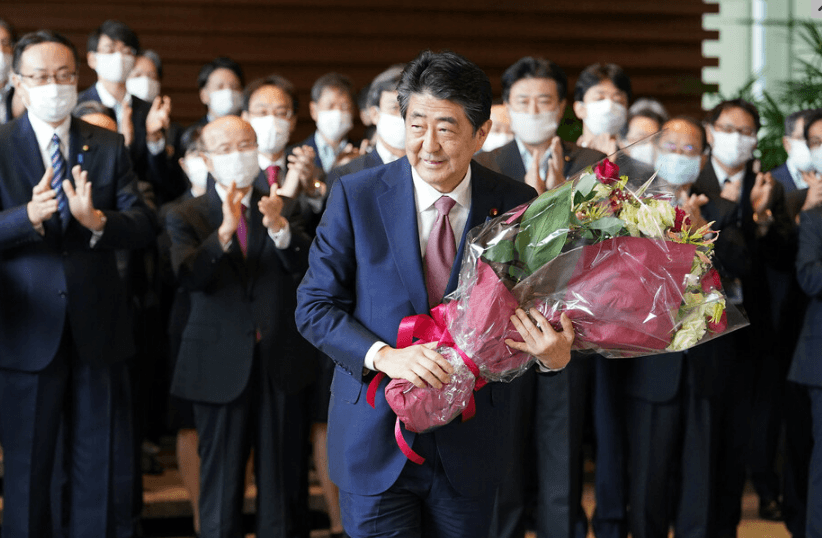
[
  {"left": 147, "top": 137, "right": 166, "bottom": 156},
  {"left": 89, "top": 228, "right": 104, "bottom": 247},
  {"left": 267, "top": 221, "right": 291, "bottom": 249},
  {"left": 364, "top": 341, "right": 388, "bottom": 371},
  {"left": 535, "top": 360, "right": 564, "bottom": 373}
]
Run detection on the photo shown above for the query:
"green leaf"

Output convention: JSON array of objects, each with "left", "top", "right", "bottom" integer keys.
[
  {"left": 509, "top": 265, "right": 528, "bottom": 283},
  {"left": 514, "top": 181, "right": 574, "bottom": 275},
  {"left": 482, "top": 239, "right": 516, "bottom": 264},
  {"left": 574, "top": 173, "right": 597, "bottom": 199},
  {"left": 588, "top": 216, "right": 625, "bottom": 237}
]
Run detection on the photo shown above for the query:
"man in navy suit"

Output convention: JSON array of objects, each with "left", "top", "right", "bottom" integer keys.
[
  {"left": 301, "top": 72, "right": 360, "bottom": 173},
  {"left": 771, "top": 109, "right": 821, "bottom": 222},
  {"left": 0, "top": 30, "right": 155, "bottom": 537},
  {"left": 296, "top": 50, "right": 574, "bottom": 538}
]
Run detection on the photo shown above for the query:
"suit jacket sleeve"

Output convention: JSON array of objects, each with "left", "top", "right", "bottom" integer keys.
[
  {"left": 0, "top": 203, "right": 44, "bottom": 251},
  {"left": 166, "top": 204, "right": 230, "bottom": 291},
  {"left": 295, "top": 178, "right": 380, "bottom": 378},
  {"left": 797, "top": 208, "right": 822, "bottom": 299}
]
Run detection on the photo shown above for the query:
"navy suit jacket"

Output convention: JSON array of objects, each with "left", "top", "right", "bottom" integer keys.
[
  {"left": 790, "top": 206, "right": 822, "bottom": 387},
  {"left": 166, "top": 185, "right": 315, "bottom": 403},
  {"left": 0, "top": 113, "right": 156, "bottom": 371},
  {"left": 296, "top": 158, "right": 536, "bottom": 497},
  {"left": 473, "top": 139, "right": 604, "bottom": 182},
  {"left": 299, "top": 132, "right": 324, "bottom": 172}
]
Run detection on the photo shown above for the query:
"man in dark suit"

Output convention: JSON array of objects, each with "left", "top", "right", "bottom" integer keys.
[
  {"left": 301, "top": 72, "right": 360, "bottom": 173},
  {"left": 0, "top": 30, "right": 155, "bottom": 537},
  {"left": 474, "top": 56, "right": 602, "bottom": 538},
  {"left": 771, "top": 109, "right": 821, "bottom": 222},
  {"left": 691, "top": 98, "right": 795, "bottom": 536},
  {"left": 167, "top": 115, "right": 316, "bottom": 538},
  {"left": 326, "top": 64, "right": 406, "bottom": 189},
  {"left": 296, "top": 51, "right": 574, "bottom": 538}
]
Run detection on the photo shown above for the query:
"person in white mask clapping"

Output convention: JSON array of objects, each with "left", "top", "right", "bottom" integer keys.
[
  {"left": 573, "top": 63, "right": 632, "bottom": 155},
  {"left": 302, "top": 72, "right": 363, "bottom": 173},
  {"left": 196, "top": 57, "right": 244, "bottom": 125},
  {"left": 475, "top": 56, "right": 604, "bottom": 196},
  {"left": 770, "top": 109, "right": 822, "bottom": 222}
]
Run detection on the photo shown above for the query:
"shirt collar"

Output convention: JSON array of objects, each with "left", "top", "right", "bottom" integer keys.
[
  {"left": 711, "top": 156, "right": 745, "bottom": 186},
  {"left": 214, "top": 183, "right": 253, "bottom": 208},
  {"left": 95, "top": 81, "right": 131, "bottom": 109},
  {"left": 28, "top": 112, "right": 71, "bottom": 153},
  {"left": 314, "top": 131, "right": 346, "bottom": 154},
  {"left": 411, "top": 163, "right": 472, "bottom": 214},
  {"left": 257, "top": 153, "right": 286, "bottom": 170},
  {"left": 375, "top": 140, "right": 401, "bottom": 164}
]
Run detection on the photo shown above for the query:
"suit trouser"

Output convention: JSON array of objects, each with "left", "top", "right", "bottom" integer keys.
[
  {"left": 805, "top": 387, "right": 822, "bottom": 538},
  {"left": 747, "top": 350, "right": 786, "bottom": 505},
  {"left": 783, "top": 380, "right": 811, "bottom": 538},
  {"left": 533, "top": 356, "right": 589, "bottom": 538},
  {"left": 0, "top": 326, "right": 124, "bottom": 538},
  {"left": 192, "top": 353, "right": 307, "bottom": 538},
  {"left": 625, "top": 360, "right": 713, "bottom": 538}
]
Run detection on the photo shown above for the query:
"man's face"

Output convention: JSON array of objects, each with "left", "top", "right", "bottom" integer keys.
[
  {"left": 623, "top": 116, "right": 660, "bottom": 147},
  {"left": 242, "top": 84, "right": 296, "bottom": 132},
  {"left": 489, "top": 104, "right": 512, "bottom": 136},
  {"left": 87, "top": 34, "right": 135, "bottom": 71},
  {"left": 201, "top": 116, "right": 258, "bottom": 171},
  {"left": 14, "top": 42, "right": 77, "bottom": 108},
  {"left": 806, "top": 119, "right": 822, "bottom": 153},
  {"left": 0, "top": 26, "right": 12, "bottom": 55},
  {"left": 128, "top": 55, "right": 158, "bottom": 81},
  {"left": 369, "top": 89, "right": 400, "bottom": 124},
  {"left": 783, "top": 116, "right": 805, "bottom": 153},
  {"left": 310, "top": 86, "right": 353, "bottom": 121},
  {"left": 706, "top": 107, "right": 757, "bottom": 147},
  {"left": 506, "top": 77, "right": 564, "bottom": 115},
  {"left": 199, "top": 67, "right": 242, "bottom": 106},
  {"left": 405, "top": 92, "right": 490, "bottom": 193},
  {"left": 656, "top": 119, "right": 703, "bottom": 157}
]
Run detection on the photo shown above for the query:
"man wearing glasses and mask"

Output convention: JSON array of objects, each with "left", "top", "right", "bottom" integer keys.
[{"left": 0, "top": 30, "right": 155, "bottom": 536}]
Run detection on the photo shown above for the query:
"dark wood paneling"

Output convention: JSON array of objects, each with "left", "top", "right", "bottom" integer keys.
[{"left": 3, "top": 0, "right": 716, "bottom": 138}]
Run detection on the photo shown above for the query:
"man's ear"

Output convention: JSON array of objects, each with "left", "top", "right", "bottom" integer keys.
[
  {"left": 199, "top": 87, "right": 210, "bottom": 107},
  {"left": 309, "top": 101, "right": 318, "bottom": 122},
  {"left": 369, "top": 106, "right": 381, "bottom": 126},
  {"left": 572, "top": 100, "right": 587, "bottom": 121},
  {"left": 474, "top": 118, "right": 493, "bottom": 152}
]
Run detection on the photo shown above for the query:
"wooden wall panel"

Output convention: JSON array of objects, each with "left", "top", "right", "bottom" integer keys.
[{"left": 3, "top": 0, "right": 717, "bottom": 140}]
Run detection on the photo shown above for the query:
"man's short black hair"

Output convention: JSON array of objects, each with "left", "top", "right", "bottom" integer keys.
[
  {"left": 705, "top": 98, "right": 761, "bottom": 133},
  {"left": 72, "top": 100, "right": 117, "bottom": 122},
  {"left": 87, "top": 20, "right": 139, "bottom": 54},
  {"left": 310, "top": 72, "right": 356, "bottom": 105},
  {"left": 661, "top": 115, "right": 707, "bottom": 153},
  {"left": 620, "top": 109, "right": 665, "bottom": 139},
  {"left": 197, "top": 57, "right": 245, "bottom": 90},
  {"left": 398, "top": 50, "right": 491, "bottom": 134},
  {"left": 803, "top": 109, "right": 822, "bottom": 141},
  {"left": 574, "top": 63, "right": 632, "bottom": 103},
  {"left": 367, "top": 65, "right": 405, "bottom": 109},
  {"left": 785, "top": 109, "right": 814, "bottom": 137},
  {"left": 13, "top": 30, "right": 79, "bottom": 74},
  {"left": 242, "top": 74, "right": 298, "bottom": 114},
  {"left": 501, "top": 56, "right": 568, "bottom": 104},
  {"left": 180, "top": 125, "right": 204, "bottom": 155},
  {"left": 137, "top": 49, "right": 163, "bottom": 80}
]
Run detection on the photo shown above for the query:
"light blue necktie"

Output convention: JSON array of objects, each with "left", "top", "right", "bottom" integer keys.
[{"left": 49, "top": 133, "right": 70, "bottom": 229}]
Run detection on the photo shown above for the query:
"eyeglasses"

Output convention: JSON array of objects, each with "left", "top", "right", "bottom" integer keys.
[
  {"left": 17, "top": 71, "right": 78, "bottom": 86},
  {"left": 807, "top": 137, "right": 822, "bottom": 150},
  {"left": 248, "top": 108, "right": 293, "bottom": 120},
  {"left": 713, "top": 123, "right": 756, "bottom": 138},
  {"left": 658, "top": 141, "right": 701, "bottom": 157},
  {"left": 207, "top": 141, "right": 258, "bottom": 156}
]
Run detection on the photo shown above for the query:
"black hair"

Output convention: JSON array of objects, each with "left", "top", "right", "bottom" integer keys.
[
  {"left": 620, "top": 109, "right": 665, "bottom": 139},
  {"left": 72, "top": 100, "right": 117, "bottom": 122},
  {"left": 705, "top": 98, "right": 761, "bottom": 133},
  {"left": 87, "top": 20, "right": 139, "bottom": 54},
  {"left": 0, "top": 18, "right": 17, "bottom": 44},
  {"left": 785, "top": 109, "right": 814, "bottom": 137},
  {"left": 310, "top": 72, "right": 356, "bottom": 106},
  {"left": 137, "top": 49, "right": 163, "bottom": 80},
  {"left": 662, "top": 115, "right": 708, "bottom": 153},
  {"left": 12, "top": 30, "right": 79, "bottom": 73},
  {"left": 366, "top": 64, "right": 405, "bottom": 109},
  {"left": 803, "top": 109, "right": 822, "bottom": 141},
  {"left": 242, "top": 74, "right": 298, "bottom": 114},
  {"left": 197, "top": 57, "right": 244, "bottom": 90},
  {"left": 501, "top": 56, "right": 568, "bottom": 104},
  {"left": 574, "top": 63, "right": 632, "bottom": 103},
  {"left": 397, "top": 50, "right": 491, "bottom": 134},
  {"left": 180, "top": 125, "right": 204, "bottom": 155}
]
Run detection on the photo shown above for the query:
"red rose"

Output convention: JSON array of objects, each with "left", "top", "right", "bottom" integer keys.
[
  {"left": 701, "top": 268, "right": 721, "bottom": 293},
  {"left": 673, "top": 207, "right": 691, "bottom": 233},
  {"left": 708, "top": 310, "right": 728, "bottom": 334},
  {"left": 594, "top": 160, "right": 620, "bottom": 185}
]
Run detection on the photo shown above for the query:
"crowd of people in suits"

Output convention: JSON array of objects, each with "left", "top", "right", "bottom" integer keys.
[{"left": 1, "top": 14, "right": 821, "bottom": 538}]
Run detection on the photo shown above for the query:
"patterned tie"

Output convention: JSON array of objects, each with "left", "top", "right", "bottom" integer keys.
[
  {"left": 425, "top": 196, "right": 457, "bottom": 307},
  {"left": 236, "top": 204, "right": 248, "bottom": 256},
  {"left": 265, "top": 165, "right": 281, "bottom": 187},
  {"left": 49, "top": 133, "right": 70, "bottom": 229}
]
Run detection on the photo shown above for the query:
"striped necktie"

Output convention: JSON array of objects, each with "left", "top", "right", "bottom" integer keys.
[{"left": 49, "top": 133, "right": 70, "bottom": 229}]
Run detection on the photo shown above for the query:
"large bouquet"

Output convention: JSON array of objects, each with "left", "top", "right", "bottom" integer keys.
[{"left": 369, "top": 155, "right": 747, "bottom": 463}]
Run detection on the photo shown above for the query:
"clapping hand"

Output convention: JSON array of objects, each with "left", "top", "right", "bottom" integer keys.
[
  {"left": 146, "top": 95, "right": 172, "bottom": 143},
  {"left": 120, "top": 99, "right": 134, "bottom": 148},
  {"left": 63, "top": 165, "right": 105, "bottom": 231},
  {"left": 217, "top": 181, "right": 244, "bottom": 245},
  {"left": 802, "top": 172, "right": 822, "bottom": 212},
  {"left": 750, "top": 172, "right": 775, "bottom": 215},
  {"left": 681, "top": 192, "right": 710, "bottom": 231},
  {"left": 259, "top": 183, "right": 287, "bottom": 233},
  {"left": 27, "top": 166, "right": 58, "bottom": 230}
]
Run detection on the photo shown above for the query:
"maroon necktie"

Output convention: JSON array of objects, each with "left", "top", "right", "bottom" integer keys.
[
  {"left": 237, "top": 204, "right": 248, "bottom": 256},
  {"left": 425, "top": 196, "right": 457, "bottom": 307},
  {"left": 266, "top": 165, "right": 281, "bottom": 187}
]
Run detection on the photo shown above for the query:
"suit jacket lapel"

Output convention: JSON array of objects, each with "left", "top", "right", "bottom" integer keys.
[
  {"left": 498, "top": 140, "right": 526, "bottom": 180},
  {"left": 378, "top": 160, "right": 428, "bottom": 315},
  {"left": 15, "top": 114, "right": 46, "bottom": 188}
]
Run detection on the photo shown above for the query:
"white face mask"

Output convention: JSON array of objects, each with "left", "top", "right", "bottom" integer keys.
[
  {"left": 250, "top": 115, "right": 291, "bottom": 155},
  {"left": 788, "top": 139, "right": 814, "bottom": 172},
  {"left": 209, "top": 88, "right": 242, "bottom": 118},
  {"left": 24, "top": 83, "right": 77, "bottom": 124},
  {"left": 628, "top": 142, "right": 656, "bottom": 166},
  {"left": 210, "top": 149, "right": 259, "bottom": 189},
  {"left": 482, "top": 131, "right": 514, "bottom": 152},
  {"left": 710, "top": 128, "right": 757, "bottom": 169},
  {"left": 94, "top": 52, "right": 136, "bottom": 84},
  {"left": 316, "top": 109, "right": 353, "bottom": 143},
  {"left": 811, "top": 146, "right": 822, "bottom": 175},
  {"left": 655, "top": 152, "right": 701, "bottom": 186},
  {"left": 508, "top": 110, "right": 559, "bottom": 146},
  {"left": 376, "top": 112, "right": 406, "bottom": 150},
  {"left": 584, "top": 99, "right": 627, "bottom": 136},
  {"left": 0, "top": 52, "right": 12, "bottom": 84},
  {"left": 183, "top": 155, "right": 209, "bottom": 190},
  {"left": 126, "top": 76, "right": 160, "bottom": 103}
]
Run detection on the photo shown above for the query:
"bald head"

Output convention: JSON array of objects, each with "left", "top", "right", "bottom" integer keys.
[
  {"left": 657, "top": 117, "right": 705, "bottom": 155},
  {"left": 202, "top": 115, "right": 257, "bottom": 155}
]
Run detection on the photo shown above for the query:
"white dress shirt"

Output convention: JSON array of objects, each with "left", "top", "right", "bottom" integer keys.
[
  {"left": 516, "top": 137, "right": 551, "bottom": 179},
  {"left": 314, "top": 131, "right": 347, "bottom": 173},
  {"left": 214, "top": 182, "right": 291, "bottom": 250},
  {"left": 711, "top": 157, "right": 745, "bottom": 201},
  {"left": 97, "top": 81, "right": 164, "bottom": 155},
  {"left": 375, "top": 140, "right": 402, "bottom": 164}
]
